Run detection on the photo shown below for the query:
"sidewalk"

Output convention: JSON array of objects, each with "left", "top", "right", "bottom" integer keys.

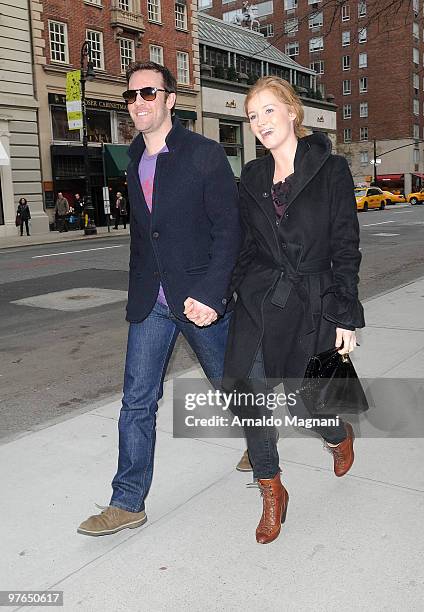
[
  {"left": 0, "top": 226, "right": 129, "bottom": 250},
  {"left": 1, "top": 279, "right": 424, "bottom": 611}
]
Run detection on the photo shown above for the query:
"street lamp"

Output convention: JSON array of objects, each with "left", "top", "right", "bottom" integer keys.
[{"left": 80, "top": 41, "right": 97, "bottom": 235}]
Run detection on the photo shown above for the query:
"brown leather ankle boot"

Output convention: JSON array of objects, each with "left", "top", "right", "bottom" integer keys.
[
  {"left": 326, "top": 422, "right": 355, "bottom": 477},
  {"left": 256, "top": 472, "right": 289, "bottom": 544}
]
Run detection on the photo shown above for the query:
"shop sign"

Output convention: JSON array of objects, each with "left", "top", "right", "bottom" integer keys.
[{"left": 49, "top": 93, "right": 128, "bottom": 113}]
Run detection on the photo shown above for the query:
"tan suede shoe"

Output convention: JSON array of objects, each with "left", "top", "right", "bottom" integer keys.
[
  {"left": 236, "top": 449, "right": 253, "bottom": 472},
  {"left": 77, "top": 506, "right": 147, "bottom": 537}
]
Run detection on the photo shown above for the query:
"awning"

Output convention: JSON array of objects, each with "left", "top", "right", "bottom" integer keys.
[
  {"left": 103, "top": 144, "right": 130, "bottom": 178},
  {"left": 412, "top": 172, "right": 424, "bottom": 180},
  {"left": 376, "top": 174, "right": 404, "bottom": 181},
  {"left": 0, "top": 141, "right": 10, "bottom": 166},
  {"left": 175, "top": 109, "right": 197, "bottom": 121}
]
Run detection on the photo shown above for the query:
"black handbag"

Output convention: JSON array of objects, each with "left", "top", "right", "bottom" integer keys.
[{"left": 299, "top": 288, "right": 369, "bottom": 415}]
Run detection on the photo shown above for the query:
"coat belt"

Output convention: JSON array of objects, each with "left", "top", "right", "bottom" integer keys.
[{"left": 255, "top": 254, "right": 332, "bottom": 333}]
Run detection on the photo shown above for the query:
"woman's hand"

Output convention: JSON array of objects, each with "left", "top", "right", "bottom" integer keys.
[{"left": 335, "top": 327, "right": 357, "bottom": 354}]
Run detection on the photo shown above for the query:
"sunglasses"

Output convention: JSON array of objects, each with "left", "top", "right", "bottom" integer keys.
[{"left": 122, "top": 87, "right": 170, "bottom": 104}]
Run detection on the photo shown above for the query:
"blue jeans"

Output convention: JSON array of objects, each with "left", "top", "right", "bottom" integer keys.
[{"left": 110, "top": 301, "right": 231, "bottom": 513}]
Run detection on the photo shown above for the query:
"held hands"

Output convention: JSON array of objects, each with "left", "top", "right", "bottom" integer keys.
[
  {"left": 335, "top": 327, "right": 357, "bottom": 354},
  {"left": 184, "top": 297, "right": 218, "bottom": 327}
]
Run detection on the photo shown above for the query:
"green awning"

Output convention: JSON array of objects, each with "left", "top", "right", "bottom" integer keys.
[{"left": 104, "top": 144, "right": 130, "bottom": 178}]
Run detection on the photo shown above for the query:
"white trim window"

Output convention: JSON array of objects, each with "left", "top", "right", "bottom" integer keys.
[
  {"left": 284, "top": 17, "right": 298, "bottom": 33},
  {"left": 48, "top": 21, "right": 69, "bottom": 64},
  {"left": 343, "top": 128, "right": 352, "bottom": 143},
  {"left": 149, "top": 44, "right": 163, "bottom": 65},
  {"left": 343, "top": 104, "right": 352, "bottom": 119},
  {"left": 413, "top": 22, "right": 419, "bottom": 40},
  {"left": 309, "top": 12, "right": 323, "bottom": 29},
  {"left": 360, "top": 151, "right": 368, "bottom": 164},
  {"left": 119, "top": 0, "right": 131, "bottom": 9},
  {"left": 310, "top": 60, "right": 324, "bottom": 74},
  {"left": 86, "top": 0, "right": 102, "bottom": 5},
  {"left": 413, "top": 99, "right": 419, "bottom": 115},
  {"left": 359, "top": 52, "right": 367, "bottom": 68},
  {"left": 358, "top": 27, "right": 367, "bottom": 43},
  {"left": 148, "top": 0, "right": 162, "bottom": 23},
  {"left": 86, "top": 30, "right": 104, "bottom": 70},
  {"left": 284, "top": 0, "right": 297, "bottom": 9},
  {"left": 342, "top": 31, "right": 351, "bottom": 46},
  {"left": 285, "top": 42, "right": 299, "bottom": 57},
  {"left": 318, "top": 82, "right": 325, "bottom": 97},
  {"left": 360, "top": 126, "right": 368, "bottom": 141},
  {"left": 413, "top": 73, "right": 419, "bottom": 89},
  {"left": 343, "top": 79, "right": 351, "bottom": 95},
  {"left": 414, "top": 124, "right": 420, "bottom": 139},
  {"left": 360, "top": 101, "right": 368, "bottom": 117},
  {"left": 341, "top": 4, "right": 350, "bottom": 21},
  {"left": 413, "top": 47, "right": 419, "bottom": 64},
  {"left": 175, "top": 2, "right": 188, "bottom": 30},
  {"left": 119, "top": 38, "right": 134, "bottom": 73},
  {"left": 358, "top": 1, "right": 366, "bottom": 18},
  {"left": 308, "top": 0, "right": 321, "bottom": 3},
  {"left": 359, "top": 76, "right": 368, "bottom": 93},
  {"left": 176, "top": 51, "right": 189, "bottom": 85},
  {"left": 342, "top": 55, "right": 351, "bottom": 70},
  {"left": 309, "top": 36, "right": 324, "bottom": 52}
]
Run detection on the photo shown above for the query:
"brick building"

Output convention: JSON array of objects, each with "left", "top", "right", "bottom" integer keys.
[
  {"left": 201, "top": 0, "right": 424, "bottom": 194},
  {"left": 31, "top": 0, "right": 200, "bottom": 227}
]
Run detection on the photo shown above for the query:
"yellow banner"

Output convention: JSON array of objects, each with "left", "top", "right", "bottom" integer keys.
[{"left": 66, "top": 70, "right": 82, "bottom": 130}]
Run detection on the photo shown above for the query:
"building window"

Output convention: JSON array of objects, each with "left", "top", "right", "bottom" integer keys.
[
  {"left": 360, "top": 101, "right": 368, "bottom": 117},
  {"left": 359, "top": 76, "right": 368, "bottom": 92},
  {"left": 343, "top": 128, "right": 352, "bottom": 143},
  {"left": 414, "top": 73, "right": 419, "bottom": 89},
  {"left": 309, "top": 12, "right": 323, "bottom": 29},
  {"left": 308, "top": 0, "right": 322, "bottom": 3},
  {"left": 256, "top": 1, "right": 274, "bottom": 18},
  {"left": 358, "top": 1, "right": 366, "bottom": 18},
  {"left": 342, "top": 31, "right": 351, "bottom": 46},
  {"left": 310, "top": 60, "right": 324, "bottom": 74},
  {"left": 413, "top": 22, "right": 419, "bottom": 40},
  {"left": 261, "top": 24, "right": 274, "bottom": 37},
  {"left": 219, "top": 121, "right": 242, "bottom": 177},
  {"left": 341, "top": 4, "right": 350, "bottom": 21},
  {"left": 148, "top": 0, "right": 162, "bottom": 22},
  {"left": 414, "top": 124, "right": 420, "bottom": 139},
  {"left": 86, "top": 0, "right": 102, "bottom": 5},
  {"left": 48, "top": 21, "right": 69, "bottom": 64},
  {"left": 118, "top": 0, "right": 131, "bottom": 9},
  {"left": 176, "top": 51, "right": 189, "bottom": 84},
  {"left": 318, "top": 82, "right": 325, "bottom": 97},
  {"left": 199, "top": 0, "right": 212, "bottom": 6},
  {"left": 175, "top": 2, "right": 188, "bottom": 30},
  {"left": 414, "top": 99, "right": 420, "bottom": 115},
  {"left": 358, "top": 27, "right": 367, "bottom": 43},
  {"left": 414, "top": 148, "right": 420, "bottom": 163},
  {"left": 343, "top": 104, "right": 352, "bottom": 119},
  {"left": 149, "top": 44, "right": 163, "bottom": 65},
  {"left": 119, "top": 38, "right": 134, "bottom": 73},
  {"left": 309, "top": 37, "right": 324, "bottom": 52},
  {"left": 86, "top": 30, "right": 104, "bottom": 70},
  {"left": 413, "top": 0, "right": 418, "bottom": 12},
  {"left": 359, "top": 52, "right": 367, "bottom": 68},
  {"left": 285, "top": 42, "right": 299, "bottom": 57},
  {"left": 360, "top": 126, "right": 368, "bottom": 141},
  {"left": 343, "top": 79, "right": 351, "bottom": 95},
  {"left": 413, "top": 47, "right": 419, "bottom": 64},
  {"left": 284, "top": 0, "right": 297, "bottom": 9},
  {"left": 51, "top": 106, "right": 80, "bottom": 141},
  {"left": 360, "top": 151, "right": 368, "bottom": 164},
  {"left": 342, "top": 55, "right": 351, "bottom": 70},
  {"left": 284, "top": 17, "right": 298, "bottom": 33}
]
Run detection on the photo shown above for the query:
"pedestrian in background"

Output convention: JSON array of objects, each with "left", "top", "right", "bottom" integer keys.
[
  {"left": 113, "top": 192, "right": 127, "bottom": 229},
  {"left": 16, "top": 198, "right": 31, "bottom": 236},
  {"left": 74, "top": 193, "right": 85, "bottom": 229},
  {"left": 55, "top": 192, "right": 69, "bottom": 232}
]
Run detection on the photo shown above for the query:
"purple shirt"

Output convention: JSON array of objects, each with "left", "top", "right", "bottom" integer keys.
[{"left": 138, "top": 144, "right": 169, "bottom": 305}]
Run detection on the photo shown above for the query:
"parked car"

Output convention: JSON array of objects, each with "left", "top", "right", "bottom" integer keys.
[
  {"left": 355, "top": 187, "right": 386, "bottom": 211},
  {"left": 381, "top": 191, "right": 406, "bottom": 204},
  {"left": 406, "top": 189, "right": 424, "bottom": 205}
]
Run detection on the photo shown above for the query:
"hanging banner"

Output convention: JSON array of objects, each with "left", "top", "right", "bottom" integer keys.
[{"left": 66, "top": 70, "right": 83, "bottom": 130}]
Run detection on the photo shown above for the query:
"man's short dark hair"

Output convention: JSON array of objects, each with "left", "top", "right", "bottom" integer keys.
[{"left": 126, "top": 61, "right": 177, "bottom": 95}]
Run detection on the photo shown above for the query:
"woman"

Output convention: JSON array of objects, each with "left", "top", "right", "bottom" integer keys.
[
  {"left": 16, "top": 198, "right": 31, "bottom": 236},
  {"left": 224, "top": 77, "right": 365, "bottom": 544}
]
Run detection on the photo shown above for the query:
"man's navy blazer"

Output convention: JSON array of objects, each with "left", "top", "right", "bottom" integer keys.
[{"left": 125, "top": 118, "right": 241, "bottom": 323}]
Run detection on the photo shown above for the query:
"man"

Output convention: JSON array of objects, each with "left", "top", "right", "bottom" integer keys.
[
  {"left": 113, "top": 191, "right": 127, "bottom": 229},
  {"left": 55, "top": 192, "right": 69, "bottom": 232},
  {"left": 73, "top": 193, "right": 85, "bottom": 230},
  {"left": 78, "top": 62, "right": 241, "bottom": 536}
]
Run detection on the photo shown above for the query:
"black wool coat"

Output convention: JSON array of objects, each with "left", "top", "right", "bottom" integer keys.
[
  {"left": 125, "top": 118, "right": 241, "bottom": 322},
  {"left": 224, "top": 132, "right": 365, "bottom": 384}
]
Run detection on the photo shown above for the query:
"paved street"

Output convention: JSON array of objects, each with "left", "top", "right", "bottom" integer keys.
[{"left": 0, "top": 203, "right": 423, "bottom": 442}]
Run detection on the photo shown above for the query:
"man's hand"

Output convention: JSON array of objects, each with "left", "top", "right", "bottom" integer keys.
[
  {"left": 335, "top": 328, "right": 357, "bottom": 354},
  {"left": 184, "top": 298, "right": 218, "bottom": 327}
]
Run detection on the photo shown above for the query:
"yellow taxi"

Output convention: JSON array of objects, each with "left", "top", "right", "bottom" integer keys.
[
  {"left": 406, "top": 190, "right": 424, "bottom": 205},
  {"left": 355, "top": 187, "right": 387, "bottom": 211},
  {"left": 381, "top": 191, "right": 406, "bottom": 204}
]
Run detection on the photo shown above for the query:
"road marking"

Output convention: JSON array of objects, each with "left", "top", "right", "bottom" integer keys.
[
  {"left": 32, "top": 245, "right": 123, "bottom": 259},
  {"left": 362, "top": 220, "right": 396, "bottom": 227},
  {"left": 371, "top": 233, "right": 400, "bottom": 237}
]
